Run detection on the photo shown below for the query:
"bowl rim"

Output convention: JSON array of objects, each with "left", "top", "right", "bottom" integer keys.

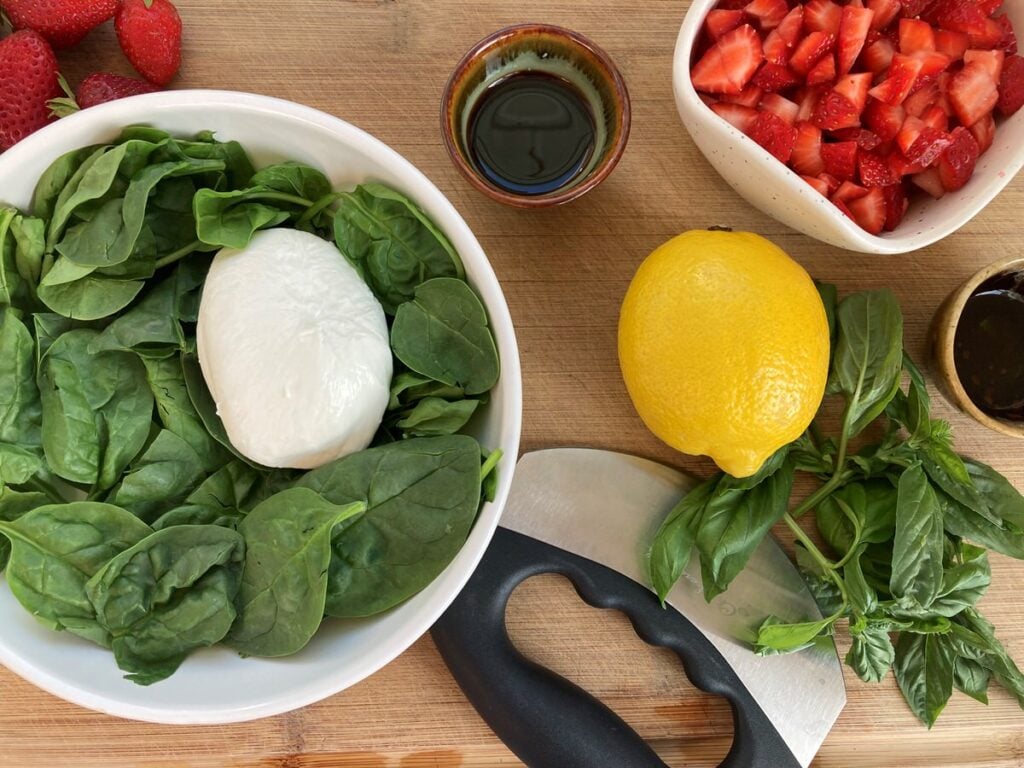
[
  {"left": 0, "top": 88, "right": 524, "bottom": 723},
  {"left": 440, "top": 22, "right": 632, "bottom": 209},
  {"left": 672, "top": 0, "right": 1024, "bottom": 254}
]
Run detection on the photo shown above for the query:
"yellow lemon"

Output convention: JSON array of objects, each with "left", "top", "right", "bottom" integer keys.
[{"left": 618, "top": 230, "right": 829, "bottom": 478}]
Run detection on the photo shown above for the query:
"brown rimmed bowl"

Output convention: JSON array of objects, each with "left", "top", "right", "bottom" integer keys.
[
  {"left": 441, "top": 23, "right": 631, "bottom": 208},
  {"left": 932, "top": 255, "right": 1024, "bottom": 439}
]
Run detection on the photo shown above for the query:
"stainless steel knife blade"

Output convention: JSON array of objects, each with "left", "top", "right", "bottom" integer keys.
[{"left": 501, "top": 448, "right": 846, "bottom": 768}]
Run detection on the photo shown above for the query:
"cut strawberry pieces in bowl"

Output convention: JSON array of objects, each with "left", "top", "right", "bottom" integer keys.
[{"left": 691, "top": 0, "right": 1024, "bottom": 234}]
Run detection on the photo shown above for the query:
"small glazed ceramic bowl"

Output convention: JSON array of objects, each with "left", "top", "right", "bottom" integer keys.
[
  {"left": 933, "top": 255, "right": 1024, "bottom": 439},
  {"left": 441, "top": 23, "right": 631, "bottom": 208},
  {"left": 672, "top": 0, "right": 1024, "bottom": 253}
]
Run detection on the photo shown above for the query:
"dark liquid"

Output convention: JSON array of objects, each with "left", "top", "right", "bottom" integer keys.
[
  {"left": 468, "top": 71, "right": 596, "bottom": 196},
  {"left": 953, "top": 271, "right": 1024, "bottom": 421}
]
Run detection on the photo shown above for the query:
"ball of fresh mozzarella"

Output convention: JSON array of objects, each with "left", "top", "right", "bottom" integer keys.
[{"left": 196, "top": 228, "right": 392, "bottom": 469}]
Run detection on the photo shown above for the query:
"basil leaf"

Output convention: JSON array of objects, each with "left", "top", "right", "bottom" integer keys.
[
  {"left": 938, "top": 488, "right": 1024, "bottom": 560},
  {"left": 847, "top": 623, "right": 894, "bottom": 683},
  {"left": 890, "top": 465, "right": 944, "bottom": 609},
  {"left": 930, "top": 543, "right": 990, "bottom": 617},
  {"left": 894, "top": 632, "right": 956, "bottom": 727},
  {"left": 227, "top": 488, "right": 365, "bottom": 657},
  {"left": 955, "top": 609, "right": 1024, "bottom": 707},
  {"left": 390, "top": 277, "right": 499, "bottom": 396},
  {"left": 954, "top": 657, "right": 991, "bottom": 704},
  {"left": 816, "top": 480, "right": 897, "bottom": 556},
  {"left": 649, "top": 474, "right": 718, "bottom": 603},
  {"left": 844, "top": 549, "right": 877, "bottom": 616},
  {"left": 832, "top": 289, "right": 904, "bottom": 437},
  {"left": 964, "top": 458, "right": 1024, "bottom": 529},
  {"left": 755, "top": 614, "right": 836, "bottom": 655}
]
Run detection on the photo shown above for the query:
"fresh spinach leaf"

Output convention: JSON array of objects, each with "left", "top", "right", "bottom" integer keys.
[
  {"left": 390, "top": 277, "right": 499, "bottom": 396},
  {"left": 0, "top": 309, "right": 41, "bottom": 447},
  {"left": 296, "top": 435, "right": 481, "bottom": 617},
  {"left": 181, "top": 352, "right": 257, "bottom": 466},
  {"left": 37, "top": 257, "right": 145, "bottom": 321},
  {"left": 0, "top": 488, "right": 50, "bottom": 570},
  {"left": 151, "top": 504, "right": 244, "bottom": 531},
  {"left": 890, "top": 465, "right": 945, "bottom": 609},
  {"left": 31, "top": 145, "right": 100, "bottom": 221},
  {"left": 228, "top": 488, "right": 365, "bottom": 656},
  {"left": 112, "top": 430, "right": 206, "bottom": 522},
  {"left": 394, "top": 396, "right": 479, "bottom": 437},
  {"left": 192, "top": 188, "right": 293, "bottom": 249},
  {"left": 249, "top": 162, "right": 331, "bottom": 201}
]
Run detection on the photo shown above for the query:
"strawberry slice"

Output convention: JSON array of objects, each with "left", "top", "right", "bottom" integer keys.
[
  {"left": 868, "top": 54, "right": 924, "bottom": 104},
  {"left": 897, "top": 115, "right": 926, "bottom": 155},
  {"left": 834, "top": 127, "right": 883, "bottom": 149},
  {"left": 753, "top": 62, "right": 801, "bottom": 91},
  {"left": 901, "top": 0, "right": 935, "bottom": 18},
  {"left": 813, "top": 90, "right": 861, "bottom": 128},
  {"left": 864, "top": 98, "right": 906, "bottom": 140},
  {"left": 905, "top": 125, "right": 952, "bottom": 166},
  {"left": 706, "top": 9, "right": 747, "bottom": 41},
  {"left": 833, "top": 180, "right": 869, "bottom": 201},
  {"left": 804, "top": 0, "right": 843, "bottom": 35},
  {"left": 931, "top": 0, "right": 1003, "bottom": 48},
  {"left": 902, "top": 79, "right": 939, "bottom": 116},
  {"left": 745, "top": 0, "right": 789, "bottom": 30},
  {"left": 747, "top": 109, "right": 799, "bottom": 162},
  {"left": 859, "top": 151, "right": 899, "bottom": 185},
  {"left": 763, "top": 6, "right": 805, "bottom": 63},
  {"left": 889, "top": 149, "right": 927, "bottom": 177},
  {"left": 861, "top": 38, "right": 896, "bottom": 72},
  {"left": 847, "top": 187, "right": 887, "bottom": 234},
  {"left": 801, "top": 174, "right": 832, "bottom": 195},
  {"left": 912, "top": 167, "right": 947, "bottom": 197},
  {"left": 839, "top": 6, "right": 875, "bottom": 74},
  {"left": 792, "top": 121, "right": 826, "bottom": 175},
  {"left": 995, "top": 14, "right": 1018, "bottom": 54},
  {"left": 795, "top": 85, "right": 827, "bottom": 120},
  {"left": 998, "top": 54, "right": 1024, "bottom": 115},
  {"left": 920, "top": 104, "right": 949, "bottom": 131},
  {"left": 964, "top": 48, "right": 1005, "bottom": 81},
  {"left": 948, "top": 60, "right": 999, "bottom": 126},
  {"left": 835, "top": 71, "right": 872, "bottom": 108},
  {"left": 882, "top": 184, "right": 908, "bottom": 231},
  {"left": 868, "top": 0, "right": 901, "bottom": 31},
  {"left": 908, "top": 52, "right": 952, "bottom": 94},
  {"left": 899, "top": 19, "right": 936, "bottom": 54},
  {"left": 760, "top": 92, "right": 801, "bottom": 124},
  {"left": 807, "top": 53, "right": 838, "bottom": 85},
  {"left": 937, "top": 126, "right": 980, "bottom": 191},
  {"left": 721, "top": 83, "right": 765, "bottom": 107},
  {"left": 935, "top": 29, "right": 969, "bottom": 60},
  {"left": 817, "top": 172, "right": 842, "bottom": 193},
  {"left": 790, "top": 30, "right": 837, "bottom": 75},
  {"left": 969, "top": 112, "right": 996, "bottom": 151},
  {"left": 821, "top": 140, "right": 859, "bottom": 179},
  {"left": 692, "top": 24, "right": 765, "bottom": 94},
  {"left": 711, "top": 101, "right": 760, "bottom": 132}
]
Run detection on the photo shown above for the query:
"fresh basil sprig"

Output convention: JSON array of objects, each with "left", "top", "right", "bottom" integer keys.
[{"left": 649, "top": 286, "right": 1024, "bottom": 727}]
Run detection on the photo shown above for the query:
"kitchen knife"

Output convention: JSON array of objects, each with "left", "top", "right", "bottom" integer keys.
[{"left": 431, "top": 448, "right": 845, "bottom": 768}]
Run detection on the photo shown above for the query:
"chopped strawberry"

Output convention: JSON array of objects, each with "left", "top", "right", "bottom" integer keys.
[
  {"left": 931, "top": 0, "right": 1003, "bottom": 48},
  {"left": 969, "top": 112, "right": 996, "bottom": 151},
  {"left": 747, "top": 109, "right": 800, "bottom": 161},
  {"left": 935, "top": 29, "right": 970, "bottom": 60},
  {"left": 753, "top": 61, "right": 802, "bottom": 91},
  {"left": 818, "top": 172, "right": 842, "bottom": 193},
  {"left": 912, "top": 167, "right": 947, "bottom": 197},
  {"left": 801, "top": 174, "right": 832, "bottom": 195},
  {"left": 937, "top": 126, "right": 980, "bottom": 190},
  {"left": 908, "top": 52, "right": 953, "bottom": 94},
  {"left": 964, "top": 48, "right": 1005, "bottom": 81},
  {"left": 699, "top": 92, "right": 718, "bottom": 106},
  {"left": 899, "top": 19, "right": 936, "bottom": 54},
  {"left": 864, "top": 98, "right": 907, "bottom": 140},
  {"left": 835, "top": 72, "right": 872, "bottom": 107},
  {"left": 847, "top": 187, "right": 887, "bottom": 234},
  {"left": 718, "top": 0, "right": 752, "bottom": 9},
  {"left": 905, "top": 125, "right": 953, "bottom": 165},
  {"left": 901, "top": 0, "right": 936, "bottom": 21},
  {"left": 790, "top": 30, "right": 837, "bottom": 74},
  {"left": 861, "top": 38, "right": 896, "bottom": 72},
  {"left": 760, "top": 92, "right": 801, "bottom": 123},
  {"left": 920, "top": 103, "right": 949, "bottom": 131},
  {"left": 897, "top": 115, "right": 926, "bottom": 154},
  {"left": 706, "top": 9, "right": 748, "bottom": 40},
  {"left": 903, "top": 79, "right": 939, "bottom": 116},
  {"left": 833, "top": 180, "right": 870, "bottom": 201},
  {"left": 804, "top": 0, "right": 843, "bottom": 35},
  {"left": 839, "top": 6, "right": 874, "bottom": 74},
  {"left": 711, "top": 101, "right": 760, "bottom": 132},
  {"left": 834, "top": 127, "right": 883, "bottom": 148},
  {"left": 998, "top": 54, "right": 1024, "bottom": 115},
  {"left": 692, "top": 25, "right": 765, "bottom": 94},
  {"left": 995, "top": 14, "right": 1018, "bottom": 54},
  {"left": 807, "top": 53, "right": 838, "bottom": 84},
  {"left": 859, "top": 150, "right": 899, "bottom": 185},
  {"left": 745, "top": 0, "right": 789, "bottom": 31},
  {"left": 889, "top": 149, "right": 927, "bottom": 176},
  {"left": 882, "top": 183, "right": 909, "bottom": 230},
  {"left": 722, "top": 83, "right": 766, "bottom": 106},
  {"left": 792, "top": 121, "right": 826, "bottom": 174},
  {"left": 796, "top": 85, "right": 827, "bottom": 120},
  {"left": 948, "top": 60, "right": 999, "bottom": 125},
  {"left": 867, "top": 0, "right": 901, "bottom": 31},
  {"left": 763, "top": 6, "right": 805, "bottom": 63},
  {"left": 868, "top": 54, "right": 924, "bottom": 104},
  {"left": 822, "top": 140, "right": 859, "bottom": 179},
  {"left": 976, "top": 0, "right": 1004, "bottom": 16},
  {"left": 832, "top": 197, "right": 856, "bottom": 219},
  {"left": 813, "top": 89, "right": 861, "bottom": 128}
]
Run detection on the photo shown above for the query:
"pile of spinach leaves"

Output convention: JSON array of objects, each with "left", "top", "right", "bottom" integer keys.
[
  {"left": 0, "top": 127, "right": 501, "bottom": 684},
  {"left": 650, "top": 286, "right": 1024, "bottom": 727}
]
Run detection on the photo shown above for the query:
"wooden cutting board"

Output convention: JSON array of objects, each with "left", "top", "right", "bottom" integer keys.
[{"left": 3, "top": 1, "right": 1024, "bottom": 765}]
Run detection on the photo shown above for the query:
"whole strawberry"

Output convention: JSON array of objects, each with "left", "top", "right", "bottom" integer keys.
[
  {"left": 1, "top": 0, "right": 118, "bottom": 49},
  {"left": 0, "top": 30, "right": 61, "bottom": 151},
  {"left": 115, "top": 0, "right": 182, "bottom": 86},
  {"left": 76, "top": 72, "right": 161, "bottom": 107}
]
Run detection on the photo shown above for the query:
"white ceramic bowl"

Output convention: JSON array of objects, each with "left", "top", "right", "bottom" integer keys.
[
  {"left": 0, "top": 90, "right": 522, "bottom": 723},
  {"left": 673, "top": 0, "right": 1024, "bottom": 253}
]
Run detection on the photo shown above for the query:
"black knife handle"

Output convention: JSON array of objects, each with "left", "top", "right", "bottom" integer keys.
[{"left": 431, "top": 527, "right": 801, "bottom": 768}]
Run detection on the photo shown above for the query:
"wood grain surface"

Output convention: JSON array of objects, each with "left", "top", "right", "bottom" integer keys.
[{"left": 3, "top": 1, "right": 1024, "bottom": 766}]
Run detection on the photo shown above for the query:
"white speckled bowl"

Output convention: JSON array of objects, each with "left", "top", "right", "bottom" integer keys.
[
  {"left": 0, "top": 90, "right": 522, "bottom": 724},
  {"left": 673, "top": 0, "right": 1024, "bottom": 253}
]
